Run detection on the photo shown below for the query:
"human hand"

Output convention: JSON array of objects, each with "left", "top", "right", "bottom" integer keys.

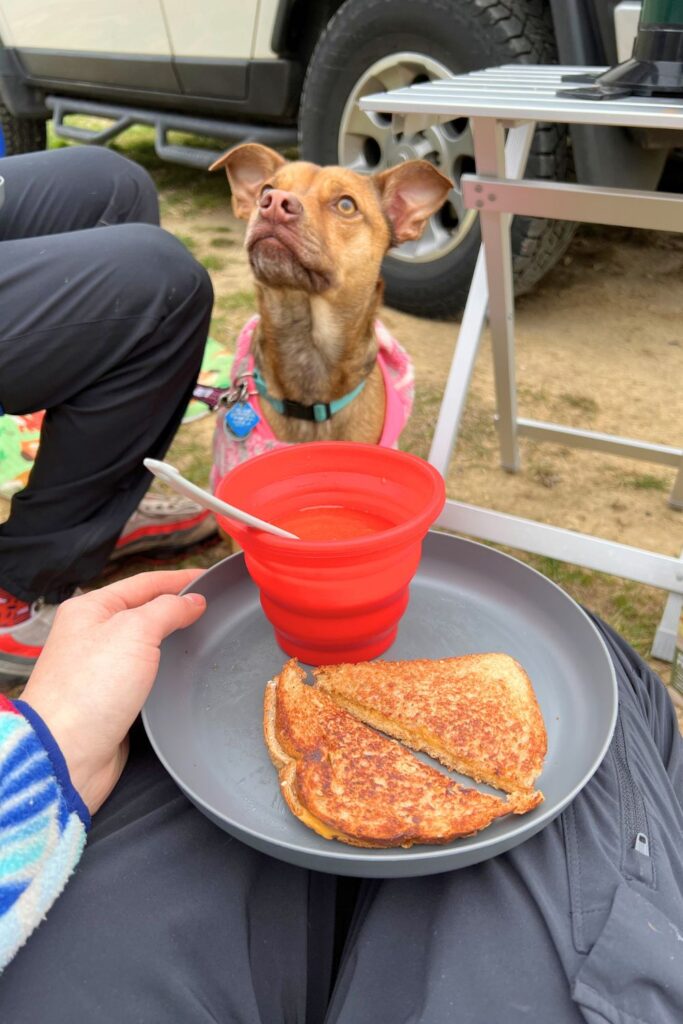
[{"left": 21, "top": 570, "right": 207, "bottom": 815}]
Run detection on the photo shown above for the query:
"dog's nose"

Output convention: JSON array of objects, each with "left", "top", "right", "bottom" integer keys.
[{"left": 258, "top": 189, "right": 303, "bottom": 223}]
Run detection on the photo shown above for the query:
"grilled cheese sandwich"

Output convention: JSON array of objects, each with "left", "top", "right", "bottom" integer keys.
[{"left": 264, "top": 660, "right": 541, "bottom": 848}]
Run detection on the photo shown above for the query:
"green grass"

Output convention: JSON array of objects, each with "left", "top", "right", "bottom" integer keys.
[
  {"left": 559, "top": 392, "right": 600, "bottom": 415},
  {"left": 624, "top": 473, "right": 670, "bottom": 492},
  {"left": 518, "top": 384, "right": 552, "bottom": 405},
  {"left": 527, "top": 556, "right": 597, "bottom": 590},
  {"left": 217, "top": 289, "right": 256, "bottom": 311},
  {"left": 200, "top": 254, "right": 224, "bottom": 271}
]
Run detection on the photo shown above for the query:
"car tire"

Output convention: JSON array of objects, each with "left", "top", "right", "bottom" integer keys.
[
  {"left": 299, "top": 0, "right": 576, "bottom": 319},
  {"left": 0, "top": 102, "right": 46, "bottom": 157}
]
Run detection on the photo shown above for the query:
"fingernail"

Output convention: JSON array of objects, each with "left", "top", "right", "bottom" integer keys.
[{"left": 184, "top": 593, "right": 206, "bottom": 607}]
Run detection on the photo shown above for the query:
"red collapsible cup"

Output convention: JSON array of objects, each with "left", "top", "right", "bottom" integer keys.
[{"left": 215, "top": 442, "right": 446, "bottom": 665}]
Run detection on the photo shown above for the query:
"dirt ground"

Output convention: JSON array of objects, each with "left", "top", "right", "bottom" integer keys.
[{"left": 2, "top": 183, "right": 682, "bottom": 718}]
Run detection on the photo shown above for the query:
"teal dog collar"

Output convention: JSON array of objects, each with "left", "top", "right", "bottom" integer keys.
[{"left": 252, "top": 367, "right": 366, "bottom": 423}]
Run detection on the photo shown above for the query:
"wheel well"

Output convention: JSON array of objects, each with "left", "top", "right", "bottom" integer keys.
[
  {"left": 276, "top": 0, "right": 563, "bottom": 73},
  {"left": 0, "top": 42, "right": 48, "bottom": 119},
  {"left": 273, "top": 0, "right": 347, "bottom": 65}
]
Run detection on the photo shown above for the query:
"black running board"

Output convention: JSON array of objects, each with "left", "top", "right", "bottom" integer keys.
[{"left": 46, "top": 95, "right": 297, "bottom": 168}]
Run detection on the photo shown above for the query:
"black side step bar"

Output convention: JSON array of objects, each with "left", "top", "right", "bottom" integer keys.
[{"left": 46, "top": 96, "right": 297, "bottom": 168}]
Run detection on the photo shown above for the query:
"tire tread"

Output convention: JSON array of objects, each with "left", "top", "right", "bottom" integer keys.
[{"left": 0, "top": 103, "right": 46, "bottom": 156}]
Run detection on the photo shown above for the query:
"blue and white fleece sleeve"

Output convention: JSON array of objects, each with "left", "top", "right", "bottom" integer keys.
[{"left": 0, "top": 694, "right": 90, "bottom": 971}]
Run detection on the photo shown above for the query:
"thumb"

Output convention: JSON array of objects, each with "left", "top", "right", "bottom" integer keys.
[{"left": 118, "top": 592, "right": 207, "bottom": 646}]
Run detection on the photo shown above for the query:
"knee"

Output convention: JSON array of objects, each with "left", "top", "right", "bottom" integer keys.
[
  {"left": 58, "top": 143, "right": 150, "bottom": 187},
  {"left": 62, "top": 144, "right": 132, "bottom": 175},
  {"left": 117, "top": 224, "right": 213, "bottom": 321},
  {"left": 60, "top": 145, "right": 159, "bottom": 224},
  {"left": 104, "top": 148, "right": 159, "bottom": 225},
  {"left": 112, "top": 152, "right": 159, "bottom": 224},
  {"left": 155, "top": 227, "right": 213, "bottom": 310}
]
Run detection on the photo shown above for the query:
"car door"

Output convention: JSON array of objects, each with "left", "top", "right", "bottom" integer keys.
[
  {"left": 161, "top": 0, "right": 261, "bottom": 98},
  {"left": 0, "top": 0, "right": 178, "bottom": 93}
]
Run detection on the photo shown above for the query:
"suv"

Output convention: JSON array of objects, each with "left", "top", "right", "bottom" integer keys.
[{"left": 0, "top": 0, "right": 670, "bottom": 317}]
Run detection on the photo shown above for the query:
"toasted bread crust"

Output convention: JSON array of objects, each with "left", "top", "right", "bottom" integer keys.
[
  {"left": 263, "top": 661, "right": 540, "bottom": 848},
  {"left": 314, "top": 654, "right": 546, "bottom": 797}
]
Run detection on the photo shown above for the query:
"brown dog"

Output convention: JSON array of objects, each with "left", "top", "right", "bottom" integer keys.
[{"left": 208, "top": 144, "right": 451, "bottom": 460}]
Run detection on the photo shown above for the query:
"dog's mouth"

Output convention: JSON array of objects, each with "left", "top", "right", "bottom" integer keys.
[{"left": 246, "top": 224, "right": 333, "bottom": 294}]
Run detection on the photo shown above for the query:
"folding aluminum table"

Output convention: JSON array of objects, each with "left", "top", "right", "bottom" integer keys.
[{"left": 360, "top": 65, "right": 683, "bottom": 659}]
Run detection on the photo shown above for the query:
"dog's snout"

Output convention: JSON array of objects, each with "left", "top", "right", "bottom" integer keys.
[{"left": 258, "top": 189, "right": 303, "bottom": 223}]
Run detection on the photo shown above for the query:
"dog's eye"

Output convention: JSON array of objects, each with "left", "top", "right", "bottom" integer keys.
[{"left": 336, "top": 196, "right": 357, "bottom": 215}]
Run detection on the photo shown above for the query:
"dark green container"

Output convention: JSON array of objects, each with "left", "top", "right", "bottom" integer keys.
[
  {"left": 639, "top": 1, "right": 683, "bottom": 27},
  {"left": 580, "top": 0, "right": 683, "bottom": 95}
]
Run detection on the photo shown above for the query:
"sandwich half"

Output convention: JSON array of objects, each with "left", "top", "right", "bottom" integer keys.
[
  {"left": 264, "top": 660, "right": 540, "bottom": 849},
  {"left": 314, "top": 654, "right": 546, "bottom": 798}
]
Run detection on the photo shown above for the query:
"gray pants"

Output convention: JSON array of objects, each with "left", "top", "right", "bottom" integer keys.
[
  {"left": 0, "top": 146, "right": 213, "bottom": 603},
  {"left": 1, "top": 616, "right": 682, "bottom": 1023}
]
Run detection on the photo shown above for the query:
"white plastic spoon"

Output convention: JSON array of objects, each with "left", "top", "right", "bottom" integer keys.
[{"left": 143, "top": 458, "right": 299, "bottom": 540}]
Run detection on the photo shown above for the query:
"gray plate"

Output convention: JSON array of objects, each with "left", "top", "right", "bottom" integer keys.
[{"left": 143, "top": 531, "right": 617, "bottom": 878}]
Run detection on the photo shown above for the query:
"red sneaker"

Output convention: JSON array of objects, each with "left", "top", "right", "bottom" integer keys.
[
  {"left": 110, "top": 493, "right": 217, "bottom": 562},
  {"left": 0, "top": 589, "right": 81, "bottom": 680}
]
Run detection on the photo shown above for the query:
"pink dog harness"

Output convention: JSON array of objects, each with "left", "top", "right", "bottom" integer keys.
[{"left": 211, "top": 315, "right": 414, "bottom": 489}]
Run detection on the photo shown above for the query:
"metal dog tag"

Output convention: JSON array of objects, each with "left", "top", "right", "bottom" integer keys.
[{"left": 224, "top": 402, "right": 260, "bottom": 438}]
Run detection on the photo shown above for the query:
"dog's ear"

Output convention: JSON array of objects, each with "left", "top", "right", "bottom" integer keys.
[
  {"left": 374, "top": 161, "right": 452, "bottom": 244},
  {"left": 210, "top": 144, "right": 287, "bottom": 219}
]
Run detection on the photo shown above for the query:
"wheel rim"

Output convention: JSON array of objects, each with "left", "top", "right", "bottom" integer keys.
[{"left": 337, "top": 52, "right": 477, "bottom": 264}]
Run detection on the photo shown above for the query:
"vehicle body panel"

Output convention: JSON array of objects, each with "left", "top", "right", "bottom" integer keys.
[
  {"left": 0, "top": 0, "right": 171, "bottom": 55},
  {"left": 162, "top": 0, "right": 257, "bottom": 60}
]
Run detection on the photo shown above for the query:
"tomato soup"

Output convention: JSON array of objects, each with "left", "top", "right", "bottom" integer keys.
[{"left": 276, "top": 505, "right": 395, "bottom": 541}]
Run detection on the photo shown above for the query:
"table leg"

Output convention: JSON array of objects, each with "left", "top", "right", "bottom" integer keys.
[
  {"left": 652, "top": 548, "right": 683, "bottom": 662},
  {"left": 427, "top": 246, "right": 487, "bottom": 475},
  {"left": 428, "top": 122, "right": 535, "bottom": 476},
  {"left": 471, "top": 117, "right": 531, "bottom": 472}
]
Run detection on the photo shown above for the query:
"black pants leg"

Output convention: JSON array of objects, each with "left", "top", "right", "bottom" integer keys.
[
  {"left": 0, "top": 147, "right": 213, "bottom": 602},
  {"left": 327, "top": 616, "right": 683, "bottom": 1024}
]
